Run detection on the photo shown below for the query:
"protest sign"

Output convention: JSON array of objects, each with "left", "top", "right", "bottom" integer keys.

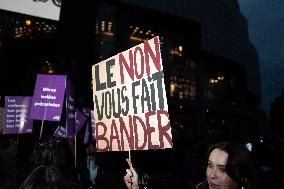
[
  {"left": 84, "top": 122, "right": 89, "bottom": 144},
  {"left": 75, "top": 108, "right": 87, "bottom": 134},
  {"left": 90, "top": 110, "right": 96, "bottom": 140},
  {"left": 66, "top": 80, "right": 75, "bottom": 139},
  {"left": 29, "top": 74, "right": 66, "bottom": 121},
  {"left": 0, "top": 107, "right": 3, "bottom": 132},
  {"left": 92, "top": 37, "right": 172, "bottom": 152},
  {"left": 82, "top": 107, "right": 92, "bottom": 144},
  {"left": 0, "top": 0, "right": 61, "bottom": 21},
  {"left": 53, "top": 125, "right": 66, "bottom": 139},
  {"left": 2, "top": 96, "right": 33, "bottom": 134}
]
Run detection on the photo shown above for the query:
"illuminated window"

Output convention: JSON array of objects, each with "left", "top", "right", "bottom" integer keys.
[
  {"left": 170, "top": 61, "right": 196, "bottom": 100},
  {"left": 14, "top": 19, "right": 58, "bottom": 38},
  {"left": 101, "top": 21, "right": 105, "bottom": 32},
  {"left": 40, "top": 59, "right": 55, "bottom": 74},
  {"left": 170, "top": 45, "right": 183, "bottom": 57},
  {"left": 129, "top": 25, "right": 161, "bottom": 45}
]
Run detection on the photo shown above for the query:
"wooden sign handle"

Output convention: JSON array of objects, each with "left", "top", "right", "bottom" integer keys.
[
  {"left": 39, "top": 109, "right": 47, "bottom": 139},
  {"left": 39, "top": 119, "right": 45, "bottom": 139},
  {"left": 75, "top": 134, "right": 77, "bottom": 168},
  {"left": 128, "top": 150, "right": 132, "bottom": 168}
]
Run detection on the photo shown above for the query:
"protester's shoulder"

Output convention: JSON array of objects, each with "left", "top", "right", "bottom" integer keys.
[
  {"left": 195, "top": 181, "right": 207, "bottom": 189},
  {"left": 196, "top": 182, "right": 202, "bottom": 189}
]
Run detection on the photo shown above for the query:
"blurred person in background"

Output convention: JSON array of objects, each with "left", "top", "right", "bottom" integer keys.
[{"left": 19, "top": 165, "right": 66, "bottom": 189}]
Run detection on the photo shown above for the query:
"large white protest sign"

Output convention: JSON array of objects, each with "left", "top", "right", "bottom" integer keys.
[
  {"left": 92, "top": 37, "right": 173, "bottom": 152},
  {"left": 0, "top": 0, "right": 61, "bottom": 21}
]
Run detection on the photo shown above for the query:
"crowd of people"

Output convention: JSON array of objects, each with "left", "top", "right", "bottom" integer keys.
[{"left": 0, "top": 132, "right": 260, "bottom": 189}]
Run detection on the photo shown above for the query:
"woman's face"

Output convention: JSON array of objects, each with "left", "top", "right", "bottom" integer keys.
[{"left": 206, "top": 148, "right": 238, "bottom": 189}]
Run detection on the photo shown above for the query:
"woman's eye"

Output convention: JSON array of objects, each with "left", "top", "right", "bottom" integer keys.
[
  {"left": 207, "top": 163, "right": 213, "bottom": 168},
  {"left": 219, "top": 168, "right": 226, "bottom": 172}
]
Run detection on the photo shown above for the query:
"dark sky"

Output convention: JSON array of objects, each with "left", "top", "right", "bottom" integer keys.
[{"left": 238, "top": 0, "right": 284, "bottom": 112}]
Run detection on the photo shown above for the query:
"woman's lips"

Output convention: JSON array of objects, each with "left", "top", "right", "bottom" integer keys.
[{"left": 209, "top": 182, "right": 219, "bottom": 189}]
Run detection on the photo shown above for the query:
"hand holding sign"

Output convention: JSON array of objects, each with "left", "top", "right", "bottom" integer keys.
[{"left": 124, "top": 158, "right": 139, "bottom": 189}]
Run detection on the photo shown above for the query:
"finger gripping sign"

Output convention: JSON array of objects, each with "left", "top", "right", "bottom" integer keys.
[{"left": 92, "top": 37, "right": 173, "bottom": 152}]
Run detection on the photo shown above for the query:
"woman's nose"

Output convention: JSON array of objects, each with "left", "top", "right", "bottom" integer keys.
[{"left": 209, "top": 168, "right": 217, "bottom": 179}]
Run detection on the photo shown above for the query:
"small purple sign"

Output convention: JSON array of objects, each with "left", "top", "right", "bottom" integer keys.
[
  {"left": 0, "top": 107, "right": 4, "bottom": 132},
  {"left": 66, "top": 80, "right": 75, "bottom": 139},
  {"left": 75, "top": 108, "right": 87, "bottom": 134},
  {"left": 2, "top": 96, "right": 33, "bottom": 134},
  {"left": 91, "top": 110, "right": 96, "bottom": 140},
  {"left": 84, "top": 121, "right": 89, "bottom": 144},
  {"left": 82, "top": 107, "right": 91, "bottom": 117},
  {"left": 29, "top": 74, "right": 66, "bottom": 121},
  {"left": 53, "top": 125, "right": 67, "bottom": 139},
  {"left": 82, "top": 107, "right": 91, "bottom": 143}
]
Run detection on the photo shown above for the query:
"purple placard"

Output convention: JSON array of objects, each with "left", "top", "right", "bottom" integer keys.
[
  {"left": 29, "top": 74, "right": 66, "bottom": 121},
  {"left": 2, "top": 96, "right": 33, "bottom": 134},
  {"left": 66, "top": 80, "right": 75, "bottom": 139},
  {"left": 84, "top": 122, "right": 89, "bottom": 144},
  {"left": 82, "top": 107, "right": 91, "bottom": 117},
  {"left": 82, "top": 107, "right": 91, "bottom": 144},
  {"left": 90, "top": 110, "right": 96, "bottom": 140},
  {"left": 53, "top": 125, "right": 67, "bottom": 139},
  {"left": 75, "top": 108, "right": 87, "bottom": 134},
  {"left": 0, "top": 107, "right": 4, "bottom": 133}
]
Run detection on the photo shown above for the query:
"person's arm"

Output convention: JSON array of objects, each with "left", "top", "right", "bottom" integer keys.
[{"left": 124, "top": 166, "right": 139, "bottom": 189}]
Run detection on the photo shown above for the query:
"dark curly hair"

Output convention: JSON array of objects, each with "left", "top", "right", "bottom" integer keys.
[{"left": 19, "top": 165, "right": 66, "bottom": 189}]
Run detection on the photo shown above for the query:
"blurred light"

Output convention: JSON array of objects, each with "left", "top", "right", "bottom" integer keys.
[
  {"left": 101, "top": 21, "right": 105, "bottom": 32},
  {"left": 245, "top": 143, "right": 252, "bottom": 152},
  {"left": 260, "top": 166, "right": 271, "bottom": 172},
  {"left": 217, "top": 76, "right": 224, "bottom": 81},
  {"left": 48, "top": 69, "right": 54, "bottom": 74},
  {"left": 178, "top": 46, "right": 183, "bottom": 52},
  {"left": 170, "top": 82, "right": 175, "bottom": 97},
  {"left": 25, "top": 19, "right": 31, "bottom": 26}
]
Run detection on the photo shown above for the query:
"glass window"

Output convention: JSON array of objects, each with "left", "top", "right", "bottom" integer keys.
[{"left": 95, "top": 4, "right": 117, "bottom": 60}]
